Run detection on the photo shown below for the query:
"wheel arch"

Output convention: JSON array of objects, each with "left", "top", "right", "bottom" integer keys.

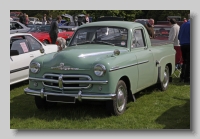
[
  {"left": 119, "top": 76, "right": 135, "bottom": 101},
  {"left": 166, "top": 63, "right": 172, "bottom": 75}
]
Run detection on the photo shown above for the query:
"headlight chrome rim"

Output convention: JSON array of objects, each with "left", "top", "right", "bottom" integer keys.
[
  {"left": 94, "top": 64, "right": 106, "bottom": 77},
  {"left": 30, "top": 62, "right": 40, "bottom": 74}
]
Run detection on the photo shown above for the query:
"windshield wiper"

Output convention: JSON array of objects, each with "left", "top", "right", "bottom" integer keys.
[{"left": 96, "top": 41, "right": 115, "bottom": 46}]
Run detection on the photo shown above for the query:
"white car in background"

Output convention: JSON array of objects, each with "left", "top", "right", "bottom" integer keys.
[
  {"left": 29, "top": 17, "right": 42, "bottom": 24},
  {"left": 10, "top": 33, "right": 58, "bottom": 85}
]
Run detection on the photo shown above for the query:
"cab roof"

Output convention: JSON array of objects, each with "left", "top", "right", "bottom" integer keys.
[{"left": 79, "top": 21, "right": 143, "bottom": 29}]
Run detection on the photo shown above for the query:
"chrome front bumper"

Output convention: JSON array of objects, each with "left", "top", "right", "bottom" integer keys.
[{"left": 24, "top": 88, "right": 116, "bottom": 102}]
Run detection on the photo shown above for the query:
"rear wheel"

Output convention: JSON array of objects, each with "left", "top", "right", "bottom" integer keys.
[
  {"left": 106, "top": 80, "right": 127, "bottom": 116},
  {"left": 159, "top": 66, "right": 169, "bottom": 91},
  {"left": 35, "top": 96, "right": 57, "bottom": 109}
]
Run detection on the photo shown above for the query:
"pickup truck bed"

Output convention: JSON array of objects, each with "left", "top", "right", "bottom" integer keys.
[{"left": 151, "top": 39, "right": 173, "bottom": 46}]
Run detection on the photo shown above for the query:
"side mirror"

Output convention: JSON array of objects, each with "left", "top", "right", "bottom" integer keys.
[
  {"left": 10, "top": 50, "right": 19, "bottom": 56},
  {"left": 40, "top": 48, "right": 45, "bottom": 53}
]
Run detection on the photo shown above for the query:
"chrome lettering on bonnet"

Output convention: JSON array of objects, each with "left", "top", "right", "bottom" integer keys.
[{"left": 51, "top": 63, "right": 79, "bottom": 71}]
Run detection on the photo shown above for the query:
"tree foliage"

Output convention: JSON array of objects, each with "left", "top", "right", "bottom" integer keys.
[{"left": 10, "top": 10, "right": 190, "bottom": 22}]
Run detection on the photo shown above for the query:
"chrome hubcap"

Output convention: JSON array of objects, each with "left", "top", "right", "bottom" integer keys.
[
  {"left": 163, "top": 69, "right": 169, "bottom": 88},
  {"left": 117, "top": 86, "right": 125, "bottom": 112}
]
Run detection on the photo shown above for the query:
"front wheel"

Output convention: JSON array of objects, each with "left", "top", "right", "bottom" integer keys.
[
  {"left": 159, "top": 66, "right": 169, "bottom": 91},
  {"left": 106, "top": 80, "right": 127, "bottom": 116}
]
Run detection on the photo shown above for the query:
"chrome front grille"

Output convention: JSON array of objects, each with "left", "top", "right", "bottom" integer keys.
[{"left": 42, "top": 74, "right": 92, "bottom": 90}]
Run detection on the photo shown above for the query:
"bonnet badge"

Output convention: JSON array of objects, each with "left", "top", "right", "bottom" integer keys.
[{"left": 51, "top": 63, "right": 79, "bottom": 70}]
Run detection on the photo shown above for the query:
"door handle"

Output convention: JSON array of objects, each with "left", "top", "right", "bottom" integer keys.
[{"left": 30, "top": 54, "right": 34, "bottom": 57}]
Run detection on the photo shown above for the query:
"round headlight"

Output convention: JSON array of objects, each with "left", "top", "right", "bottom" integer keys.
[
  {"left": 30, "top": 62, "right": 40, "bottom": 73},
  {"left": 94, "top": 64, "right": 106, "bottom": 76}
]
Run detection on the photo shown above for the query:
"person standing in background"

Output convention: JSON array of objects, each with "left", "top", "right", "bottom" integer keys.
[
  {"left": 23, "top": 13, "right": 27, "bottom": 25},
  {"left": 178, "top": 17, "right": 190, "bottom": 83},
  {"left": 49, "top": 16, "right": 62, "bottom": 44},
  {"left": 84, "top": 14, "right": 90, "bottom": 23},
  {"left": 42, "top": 14, "right": 47, "bottom": 25},
  {"left": 168, "top": 18, "right": 180, "bottom": 46},
  {"left": 25, "top": 14, "right": 29, "bottom": 26},
  {"left": 149, "top": 18, "right": 154, "bottom": 27},
  {"left": 19, "top": 13, "right": 24, "bottom": 24},
  {"left": 48, "top": 15, "right": 52, "bottom": 24},
  {"left": 183, "top": 18, "right": 187, "bottom": 23},
  {"left": 144, "top": 18, "right": 155, "bottom": 38}
]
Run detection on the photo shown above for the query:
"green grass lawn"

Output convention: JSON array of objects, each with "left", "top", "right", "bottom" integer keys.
[{"left": 10, "top": 76, "right": 190, "bottom": 129}]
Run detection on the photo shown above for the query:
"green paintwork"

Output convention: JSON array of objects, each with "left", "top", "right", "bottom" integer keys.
[{"left": 27, "top": 21, "right": 175, "bottom": 98}]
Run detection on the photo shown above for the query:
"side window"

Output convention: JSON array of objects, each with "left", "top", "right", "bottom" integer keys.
[
  {"left": 131, "top": 29, "right": 145, "bottom": 48},
  {"left": 26, "top": 35, "right": 42, "bottom": 51},
  {"left": 14, "top": 23, "right": 23, "bottom": 29},
  {"left": 10, "top": 23, "right": 15, "bottom": 30},
  {"left": 73, "top": 32, "right": 87, "bottom": 44},
  {"left": 10, "top": 37, "right": 29, "bottom": 54}
]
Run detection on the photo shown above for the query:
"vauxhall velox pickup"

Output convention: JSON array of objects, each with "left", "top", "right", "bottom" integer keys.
[{"left": 24, "top": 21, "right": 176, "bottom": 116}]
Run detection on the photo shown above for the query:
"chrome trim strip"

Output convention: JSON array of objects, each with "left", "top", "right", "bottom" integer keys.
[
  {"left": 62, "top": 80, "right": 108, "bottom": 84},
  {"left": 109, "top": 60, "right": 149, "bottom": 72},
  {"left": 138, "top": 60, "right": 149, "bottom": 65},
  {"left": 24, "top": 88, "right": 116, "bottom": 101},
  {"left": 42, "top": 83, "right": 92, "bottom": 90},
  {"left": 10, "top": 66, "right": 29, "bottom": 74},
  {"left": 29, "top": 77, "right": 58, "bottom": 83},
  {"left": 109, "top": 63, "right": 137, "bottom": 72},
  {"left": 78, "top": 51, "right": 113, "bottom": 58}
]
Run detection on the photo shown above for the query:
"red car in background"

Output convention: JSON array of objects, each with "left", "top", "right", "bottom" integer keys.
[
  {"left": 154, "top": 24, "right": 171, "bottom": 40},
  {"left": 28, "top": 24, "right": 74, "bottom": 44},
  {"left": 10, "top": 11, "right": 22, "bottom": 18}
]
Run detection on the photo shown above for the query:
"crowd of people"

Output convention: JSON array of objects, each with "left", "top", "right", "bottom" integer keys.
[
  {"left": 167, "top": 16, "right": 190, "bottom": 83},
  {"left": 142, "top": 16, "right": 190, "bottom": 84},
  {"left": 19, "top": 13, "right": 29, "bottom": 26}
]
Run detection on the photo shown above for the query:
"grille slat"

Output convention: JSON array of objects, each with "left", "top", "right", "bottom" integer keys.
[{"left": 42, "top": 74, "right": 92, "bottom": 90}]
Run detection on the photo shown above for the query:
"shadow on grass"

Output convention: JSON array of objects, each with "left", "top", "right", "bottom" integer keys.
[
  {"left": 133, "top": 77, "right": 190, "bottom": 101},
  {"left": 10, "top": 93, "right": 111, "bottom": 122},
  {"left": 155, "top": 98, "right": 190, "bottom": 129},
  {"left": 10, "top": 80, "right": 29, "bottom": 90},
  {"left": 170, "top": 77, "right": 190, "bottom": 86},
  {"left": 134, "top": 84, "right": 158, "bottom": 100}
]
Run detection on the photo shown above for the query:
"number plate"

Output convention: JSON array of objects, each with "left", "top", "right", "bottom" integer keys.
[{"left": 46, "top": 95, "right": 75, "bottom": 103}]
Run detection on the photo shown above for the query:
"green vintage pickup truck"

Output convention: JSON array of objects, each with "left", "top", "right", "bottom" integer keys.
[{"left": 24, "top": 21, "right": 176, "bottom": 116}]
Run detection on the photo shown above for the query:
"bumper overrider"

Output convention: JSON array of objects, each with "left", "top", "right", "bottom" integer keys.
[{"left": 24, "top": 76, "right": 116, "bottom": 103}]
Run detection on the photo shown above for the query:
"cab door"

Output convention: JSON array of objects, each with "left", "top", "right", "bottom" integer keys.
[{"left": 131, "top": 28, "right": 155, "bottom": 91}]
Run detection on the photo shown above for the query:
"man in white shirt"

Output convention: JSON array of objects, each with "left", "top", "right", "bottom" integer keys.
[{"left": 168, "top": 18, "right": 180, "bottom": 46}]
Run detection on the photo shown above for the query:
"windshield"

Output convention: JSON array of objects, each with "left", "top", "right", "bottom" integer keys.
[{"left": 69, "top": 26, "right": 128, "bottom": 47}]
